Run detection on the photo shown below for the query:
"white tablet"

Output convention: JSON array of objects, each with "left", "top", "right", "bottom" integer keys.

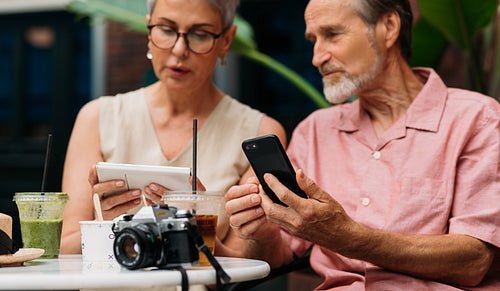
[{"left": 96, "top": 162, "right": 192, "bottom": 198}]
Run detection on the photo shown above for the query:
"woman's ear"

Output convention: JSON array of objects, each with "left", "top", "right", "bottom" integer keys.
[{"left": 220, "top": 25, "right": 237, "bottom": 53}]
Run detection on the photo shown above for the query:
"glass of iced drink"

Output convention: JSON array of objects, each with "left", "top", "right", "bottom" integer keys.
[
  {"left": 13, "top": 192, "right": 68, "bottom": 259},
  {"left": 161, "top": 191, "right": 225, "bottom": 267}
]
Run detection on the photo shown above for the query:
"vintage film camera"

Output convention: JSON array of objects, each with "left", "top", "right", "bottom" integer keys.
[{"left": 112, "top": 204, "right": 199, "bottom": 270}]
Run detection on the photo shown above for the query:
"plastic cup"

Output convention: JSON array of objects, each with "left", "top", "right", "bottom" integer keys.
[
  {"left": 161, "top": 191, "right": 225, "bottom": 267},
  {"left": 13, "top": 192, "right": 68, "bottom": 259},
  {"left": 79, "top": 221, "right": 115, "bottom": 262}
]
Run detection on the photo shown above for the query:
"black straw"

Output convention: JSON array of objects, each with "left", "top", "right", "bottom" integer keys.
[
  {"left": 192, "top": 119, "right": 197, "bottom": 193},
  {"left": 41, "top": 133, "right": 53, "bottom": 193}
]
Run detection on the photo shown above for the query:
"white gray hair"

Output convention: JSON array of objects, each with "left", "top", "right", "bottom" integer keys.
[{"left": 147, "top": 0, "right": 240, "bottom": 29}]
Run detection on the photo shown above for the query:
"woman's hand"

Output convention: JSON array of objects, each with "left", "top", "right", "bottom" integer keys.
[
  {"left": 88, "top": 165, "right": 141, "bottom": 219},
  {"left": 144, "top": 176, "right": 207, "bottom": 205}
]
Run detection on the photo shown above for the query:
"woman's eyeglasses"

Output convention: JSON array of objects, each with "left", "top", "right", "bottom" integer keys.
[{"left": 147, "top": 24, "right": 226, "bottom": 55}]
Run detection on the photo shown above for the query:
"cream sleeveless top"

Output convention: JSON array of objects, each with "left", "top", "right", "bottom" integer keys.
[{"left": 99, "top": 88, "right": 264, "bottom": 240}]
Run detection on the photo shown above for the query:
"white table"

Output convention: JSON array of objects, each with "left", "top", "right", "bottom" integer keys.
[{"left": 0, "top": 255, "right": 270, "bottom": 290}]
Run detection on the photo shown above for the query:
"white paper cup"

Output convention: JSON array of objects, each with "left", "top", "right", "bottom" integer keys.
[{"left": 79, "top": 221, "right": 115, "bottom": 262}]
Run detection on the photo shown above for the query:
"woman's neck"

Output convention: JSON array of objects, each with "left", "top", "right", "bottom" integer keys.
[{"left": 146, "top": 81, "right": 224, "bottom": 118}]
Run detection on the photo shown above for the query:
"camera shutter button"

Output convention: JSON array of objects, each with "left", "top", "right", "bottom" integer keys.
[{"left": 123, "top": 214, "right": 134, "bottom": 221}]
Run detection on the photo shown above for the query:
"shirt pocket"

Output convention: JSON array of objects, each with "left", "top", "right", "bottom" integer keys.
[{"left": 385, "top": 177, "right": 451, "bottom": 235}]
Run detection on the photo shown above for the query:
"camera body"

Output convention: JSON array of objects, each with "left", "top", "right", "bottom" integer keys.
[{"left": 112, "top": 204, "right": 199, "bottom": 270}]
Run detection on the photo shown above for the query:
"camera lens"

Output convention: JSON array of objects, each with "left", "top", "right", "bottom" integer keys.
[
  {"left": 122, "top": 236, "right": 139, "bottom": 259},
  {"left": 113, "top": 224, "right": 161, "bottom": 270}
]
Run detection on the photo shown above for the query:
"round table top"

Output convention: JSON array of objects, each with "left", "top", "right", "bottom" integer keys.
[{"left": 0, "top": 255, "right": 270, "bottom": 290}]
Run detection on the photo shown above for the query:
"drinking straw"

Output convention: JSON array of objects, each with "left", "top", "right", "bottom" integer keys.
[
  {"left": 41, "top": 133, "right": 53, "bottom": 193},
  {"left": 93, "top": 193, "right": 104, "bottom": 222},
  {"left": 192, "top": 119, "right": 197, "bottom": 193}
]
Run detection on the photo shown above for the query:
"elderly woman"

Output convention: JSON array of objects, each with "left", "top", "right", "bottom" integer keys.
[{"left": 60, "top": 0, "right": 286, "bottom": 255}]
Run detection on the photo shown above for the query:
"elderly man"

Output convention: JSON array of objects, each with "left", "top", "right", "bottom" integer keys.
[{"left": 225, "top": 0, "right": 500, "bottom": 289}]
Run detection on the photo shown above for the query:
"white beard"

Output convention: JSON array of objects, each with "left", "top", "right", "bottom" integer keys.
[
  {"left": 323, "top": 73, "right": 363, "bottom": 104},
  {"left": 322, "top": 33, "right": 383, "bottom": 104}
]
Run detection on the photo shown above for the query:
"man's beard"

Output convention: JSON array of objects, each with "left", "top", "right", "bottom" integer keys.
[{"left": 322, "top": 44, "right": 383, "bottom": 104}]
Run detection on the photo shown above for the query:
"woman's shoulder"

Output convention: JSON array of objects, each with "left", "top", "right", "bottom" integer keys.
[
  {"left": 76, "top": 98, "right": 100, "bottom": 123},
  {"left": 99, "top": 88, "right": 145, "bottom": 106},
  {"left": 220, "top": 95, "right": 264, "bottom": 117},
  {"left": 203, "top": 95, "right": 266, "bottom": 140}
]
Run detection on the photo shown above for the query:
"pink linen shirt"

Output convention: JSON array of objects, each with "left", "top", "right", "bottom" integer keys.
[{"left": 284, "top": 68, "right": 500, "bottom": 290}]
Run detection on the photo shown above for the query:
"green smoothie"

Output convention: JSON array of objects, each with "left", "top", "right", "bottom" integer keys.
[
  {"left": 13, "top": 192, "right": 68, "bottom": 259},
  {"left": 20, "top": 219, "right": 63, "bottom": 258}
]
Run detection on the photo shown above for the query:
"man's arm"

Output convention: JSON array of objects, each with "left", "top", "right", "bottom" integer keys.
[
  {"left": 262, "top": 170, "right": 496, "bottom": 287},
  {"left": 337, "top": 224, "right": 495, "bottom": 286}
]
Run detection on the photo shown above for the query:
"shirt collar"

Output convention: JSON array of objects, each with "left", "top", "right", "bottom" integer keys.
[
  {"left": 405, "top": 67, "right": 448, "bottom": 132},
  {"left": 334, "top": 67, "right": 448, "bottom": 133}
]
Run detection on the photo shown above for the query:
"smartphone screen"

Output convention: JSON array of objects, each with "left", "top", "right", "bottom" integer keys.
[{"left": 242, "top": 134, "right": 307, "bottom": 206}]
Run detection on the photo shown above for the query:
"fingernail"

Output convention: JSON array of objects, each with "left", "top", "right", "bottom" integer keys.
[
  {"left": 144, "top": 188, "right": 151, "bottom": 194},
  {"left": 251, "top": 194, "right": 260, "bottom": 204},
  {"left": 132, "top": 190, "right": 141, "bottom": 196},
  {"left": 134, "top": 199, "right": 140, "bottom": 204},
  {"left": 250, "top": 185, "right": 258, "bottom": 193},
  {"left": 116, "top": 181, "right": 125, "bottom": 187},
  {"left": 150, "top": 184, "right": 158, "bottom": 191}
]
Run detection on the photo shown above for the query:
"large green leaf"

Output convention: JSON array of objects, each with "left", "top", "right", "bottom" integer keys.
[
  {"left": 410, "top": 18, "right": 448, "bottom": 67},
  {"left": 419, "top": 0, "right": 497, "bottom": 49},
  {"left": 68, "top": 0, "right": 148, "bottom": 32}
]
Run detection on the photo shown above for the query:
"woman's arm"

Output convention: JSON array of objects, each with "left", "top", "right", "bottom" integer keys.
[{"left": 60, "top": 100, "right": 102, "bottom": 254}]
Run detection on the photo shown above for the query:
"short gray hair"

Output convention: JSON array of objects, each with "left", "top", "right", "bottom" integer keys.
[
  {"left": 354, "top": 0, "right": 413, "bottom": 62},
  {"left": 147, "top": 0, "right": 240, "bottom": 29}
]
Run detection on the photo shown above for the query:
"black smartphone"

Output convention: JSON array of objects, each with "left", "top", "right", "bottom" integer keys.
[{"left": 242, "top": 134, "right": 308, "bottom": 206}]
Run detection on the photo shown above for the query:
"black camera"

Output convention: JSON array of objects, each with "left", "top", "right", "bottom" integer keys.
[{"left": 112, "top": 204, "right": 199, "bottom": 270}]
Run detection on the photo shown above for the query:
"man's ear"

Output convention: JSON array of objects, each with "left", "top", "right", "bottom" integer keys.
[
  {"left": 146, "top": 14, "right": 151, "bottom": 24},
  {"left": 379, "top": 10, "right": 401, "bottom": 49}
]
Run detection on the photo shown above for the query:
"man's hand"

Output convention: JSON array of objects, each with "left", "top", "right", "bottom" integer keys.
[
  {"left": 225, "top": 177, "right": 294, "bottom": 267},
  {"left": 225, "top": 177, "right": 275, "bottom": 240},
  {"left": 262, "top": 169, "right": 358, "bottom": 252}
]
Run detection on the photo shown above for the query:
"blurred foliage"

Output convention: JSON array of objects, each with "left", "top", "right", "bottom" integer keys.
[
  {"left": 67, "top": 0, "right": 330, "bottom": 108},
  {"left": 411, "top": 0, "right": 499, "bottom": 98}
]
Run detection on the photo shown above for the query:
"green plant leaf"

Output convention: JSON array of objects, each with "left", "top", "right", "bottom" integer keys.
[
  {"left": 232, "top": 15, "right": 257, "bottom": 51},
  {"left": 68, "top": 0, "right": 147, "bottom": 32},
  {"left": 419, "top": 0, "right": 497, "bottom": 49},
  {"left": 410, "top": 18, "right": 448, "bottom": 68}
]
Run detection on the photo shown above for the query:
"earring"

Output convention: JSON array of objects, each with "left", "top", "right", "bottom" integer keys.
[
  {"left": 147, "top": 49, "right": 152, "bottom": 60},
  {"left": 220, "top": 52, "right": 227, "bottom": 67}
]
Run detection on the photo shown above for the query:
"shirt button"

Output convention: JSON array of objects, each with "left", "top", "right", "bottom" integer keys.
[
  {"left": 361, "top": 197, "right": 370, "bottom": 206},
  {"left": 373, "top": 151, "right": 381, "bottom": 160}
]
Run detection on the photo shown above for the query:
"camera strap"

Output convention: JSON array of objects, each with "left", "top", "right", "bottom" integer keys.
[
  {"left": 186, "top": 223, "right": 231, "bottom": 290},
  {"left": 173, "top": 266, "right": 188, "bottom": 291}
]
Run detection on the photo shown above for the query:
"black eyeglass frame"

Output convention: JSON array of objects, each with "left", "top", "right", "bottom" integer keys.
[{"left": 147, "top": 24, "right": 227, "bottom": 55}]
